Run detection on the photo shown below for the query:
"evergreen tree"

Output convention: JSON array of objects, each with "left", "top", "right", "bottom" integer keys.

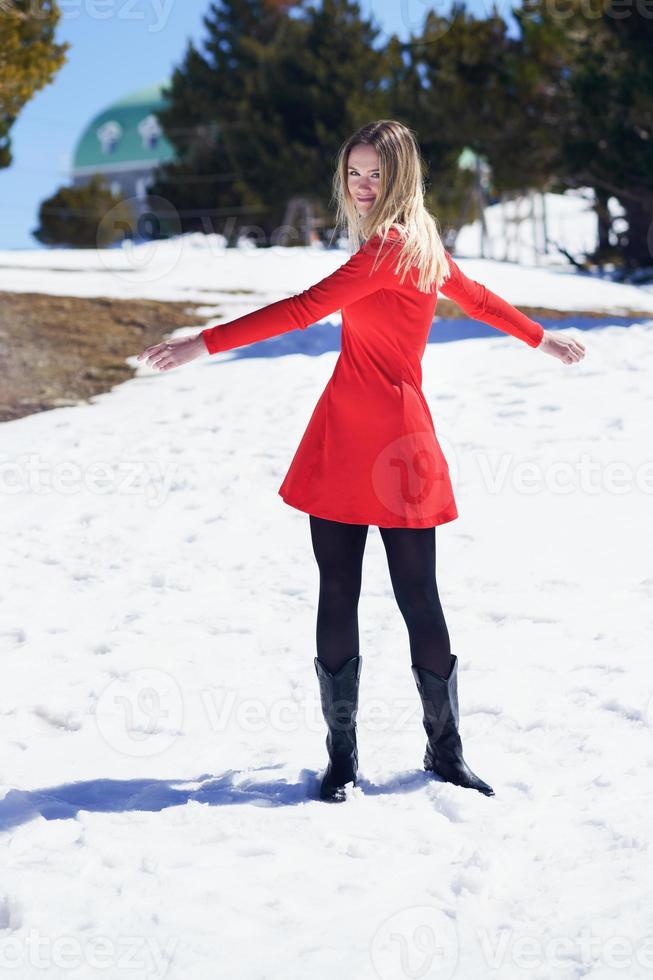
[
  {"left": 399, "top": 0, "right": 653, "bottom": 269},
  {"left": 396, "top": 5, "right": 563, "bottom": 204},
  {"left": 148, "top": 0, "right": 305, "bottom": 239},
  {"left": 390, "top": 6, "right": 519, "bottom": 235},
  {"left": 33, "top": 177, "right": 136, "bottom": 248},
  {"left": 148, "top": 0, "right": 394, "bottom": 241},
  {"left": 0, "top": 1, "right": 69, "bottom": 169},
  {"left": 514, "top": 0, "right": 653, "bottom": 269},
  {"left": 232, "top": 0, "right": 392, "bottom": 229}
]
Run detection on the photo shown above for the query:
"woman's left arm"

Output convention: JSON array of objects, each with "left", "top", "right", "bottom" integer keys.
[{"left": 439, "top": 251, "right": 585, "bottom": 363}]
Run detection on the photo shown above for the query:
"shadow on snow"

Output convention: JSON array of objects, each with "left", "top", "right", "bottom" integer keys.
[
  {"left": 0, "top": 767, "right": 460, "bottom": 830},
  {"left": 211, "top": 314, "right": 646, "bottom": 362}
]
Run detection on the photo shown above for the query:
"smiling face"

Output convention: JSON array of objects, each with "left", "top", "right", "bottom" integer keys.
[{"left": 347, "top": 143, "right": 381, "bottom": 215}]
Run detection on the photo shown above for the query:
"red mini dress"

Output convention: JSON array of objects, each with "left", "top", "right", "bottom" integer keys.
[{"left": 201, "top": 228, "right": 544, "bottom": 528}]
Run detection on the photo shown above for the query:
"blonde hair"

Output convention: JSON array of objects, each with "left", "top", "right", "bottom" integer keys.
[{"left": 330, "top": 120, "right": 450, "bottom": 294}]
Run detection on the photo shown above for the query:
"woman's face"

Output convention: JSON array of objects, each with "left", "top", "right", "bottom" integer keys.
[{"left": 347, "top": 144, "right": 380, "bottom": 215}]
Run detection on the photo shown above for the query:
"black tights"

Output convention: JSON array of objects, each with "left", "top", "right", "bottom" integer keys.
[{"left": 309, "top": 514, "right": 452, "bottom": 679}]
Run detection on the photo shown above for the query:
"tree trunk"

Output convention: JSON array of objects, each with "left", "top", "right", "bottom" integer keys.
[
  {"left": 621, "top": 196, "right": 653, "bottom": 270},
  {"left": 594, "top": 188, "right": 611, "bottom": 253}
]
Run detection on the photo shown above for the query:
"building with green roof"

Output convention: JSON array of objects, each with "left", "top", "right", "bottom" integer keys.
[{"left": 71, "top": 81, "right": 177, "bottom": 213}]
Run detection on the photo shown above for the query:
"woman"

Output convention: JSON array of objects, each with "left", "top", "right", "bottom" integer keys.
[{"left": 137, "top": 120, "right": 585, "bottom": 804}]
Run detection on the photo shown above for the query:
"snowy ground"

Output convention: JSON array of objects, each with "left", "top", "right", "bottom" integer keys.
[
  {"left": 0, "top": 188, "right": 651, "bottom": 319},
  {"left": 454, "top": 187, "right": 627, "bottom": 269},
  {"left": 1, "top": 209, "right": 653, "bottom": 978}
]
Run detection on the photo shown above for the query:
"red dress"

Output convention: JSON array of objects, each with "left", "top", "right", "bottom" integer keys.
[{"left": 201, "top": 228, "right": 544, "bottom": 528}]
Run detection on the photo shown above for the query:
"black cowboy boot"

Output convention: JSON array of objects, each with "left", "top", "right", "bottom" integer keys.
[
  {"left": 314, "top": 654, "right": 362, "bottom": 802},
  {"left": 411, "top": 654, "right": 494, "bottom": 797}
]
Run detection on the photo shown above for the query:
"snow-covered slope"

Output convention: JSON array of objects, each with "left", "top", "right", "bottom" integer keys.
[
  {"left": 455, "top": 187, "right": 627, "bottom": 269},
  {"left": 1, "top": 207, "right": 652, "bottom": 978},
  {"left": 1, "top": 193, "right": 652, "bottom": 319}
]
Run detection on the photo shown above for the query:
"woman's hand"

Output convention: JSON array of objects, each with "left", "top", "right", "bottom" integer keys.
[
  {"left": 538, "top": 329, "right": 586, "bottom": 364},
  {"left": 136, "top": 333, "right": 207, "bottom": 372}
]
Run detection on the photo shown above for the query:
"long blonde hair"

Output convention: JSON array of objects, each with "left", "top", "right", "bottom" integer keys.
[{"left": 330, "top": 120, "right": 450, "bottom": 294}]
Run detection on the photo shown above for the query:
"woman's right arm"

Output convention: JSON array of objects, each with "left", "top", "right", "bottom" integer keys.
[{"left": 200, "top": 234, "right": 400, "bottom": 355}]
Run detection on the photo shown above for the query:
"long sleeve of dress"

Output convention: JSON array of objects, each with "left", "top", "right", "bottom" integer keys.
[
  {"left": 439, "top": 251, "right": 544, "bottom": 348},
  {"left": 201, "top": 235, "right": 400, "bottom": 355}
]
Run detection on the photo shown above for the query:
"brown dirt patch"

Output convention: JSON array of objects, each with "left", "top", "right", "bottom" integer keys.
[
  {"left": 0, "top": 291, "right": 207, "bottom": 423},
  {"left": 1, "top": 290, "right": 649, "bottom": 424}
]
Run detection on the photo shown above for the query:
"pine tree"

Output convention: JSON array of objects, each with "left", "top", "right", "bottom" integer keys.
[
  {"left": 148, "top": 0, "right": 394, "bottom": 241},
  {"left": 398, "top": 0, "right": 653, "bottom": 269},
  {"left": 514, "top": 0, "right": 653, "bottom": 269},
  {"left": 33, "top": 177, "right": 136, "bottom": 248},
  {"left": 0, "top": 0, "right": 69, "bottom": 169},
  {"left": 147, "top": 0, "right": 301, "bottom": 238},
  {"left": 390, "top": 5, "right": 519, "bottom": 234}
]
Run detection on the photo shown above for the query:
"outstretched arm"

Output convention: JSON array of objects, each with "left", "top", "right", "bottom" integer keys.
[
  {"left": 438, "top": 251, "right": 586, "bottom": 363},
  {"left": 136, "top": 235, "right": 401, "bottom": 371},
  {"left": 439, "top": 251, "right": 545, "bottom": 348},
  {"left": 200, "top": 234, "right": 400, "bottom": 355}
]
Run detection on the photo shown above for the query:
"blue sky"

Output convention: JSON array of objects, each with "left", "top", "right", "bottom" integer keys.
[{"left": 0, "top": 0, "right": 514, "bottom": 250}]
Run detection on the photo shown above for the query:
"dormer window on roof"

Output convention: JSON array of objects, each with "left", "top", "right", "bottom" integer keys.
[
  {"left": 72, "top": 82, "right": 176, "bottom": 175},
  {"left": 138, "top": 114, "right": 162, "bottom": 151},
  {"left": 96, "top": 120, "right": 123, "bottom": 154}
]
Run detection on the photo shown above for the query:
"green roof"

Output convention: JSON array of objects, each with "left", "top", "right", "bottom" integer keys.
[
  {"left": 111, "top": 82, "right": 172, "bottom": 109},
  {"left": 72, "top": 81, "right": 176, "bottom": 173}
]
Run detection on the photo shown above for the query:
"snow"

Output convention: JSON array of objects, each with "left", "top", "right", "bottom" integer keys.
[
  {"left": 455, "top": 187, "right": 628, "bottom": 270},
  {"left": 1, "top": 201, "right": 652, "bottom": 978},
  {"left": 1, "top": 194, "right": 652, "bottom": 317}
]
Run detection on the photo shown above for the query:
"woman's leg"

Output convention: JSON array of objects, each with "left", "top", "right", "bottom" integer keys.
[
  {"left": 309, "top": 514, "right": 369, "bottom": 675},
  {"left": 378, "top": 525, "right": 452, "bottom": 678},
  {"left": 379, "top": 525, "right": 494, "bottom": 796}
]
